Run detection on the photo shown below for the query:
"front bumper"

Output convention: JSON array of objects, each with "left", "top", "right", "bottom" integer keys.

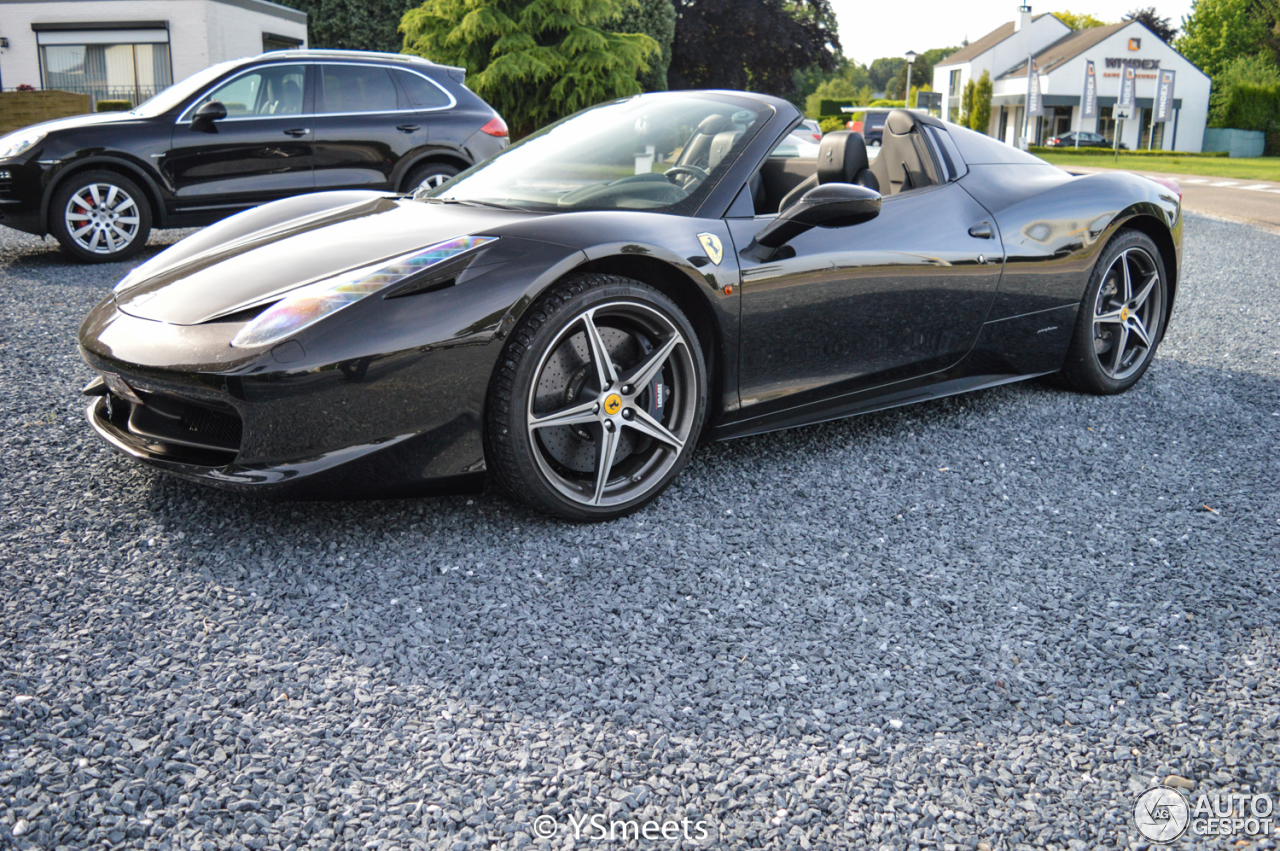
[
  {"left": 78, "top": 303, "right": 497, "bottom": 500},
  {"left": 0, "top": 156, "right": 47, "bottom": 235},
  {"left": 84, "top": 393, "right": 484, "bottom": 499}
]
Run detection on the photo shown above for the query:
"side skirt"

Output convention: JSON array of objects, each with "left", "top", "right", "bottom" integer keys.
[{"left": 709, "top": 368, "right": 1053, "bottom": 441}]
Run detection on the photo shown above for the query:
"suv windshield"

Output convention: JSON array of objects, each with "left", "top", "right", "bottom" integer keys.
[{"left": 426, "top": 92, "right": 771, "bottom": 214}]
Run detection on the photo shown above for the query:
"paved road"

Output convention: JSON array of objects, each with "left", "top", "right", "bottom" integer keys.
[
  {"left": 1, "top": 217, "right": 1278, "bottom": 850},
  {"left": 1066, "top": 165, "right": 1280, "bottom": 232}
]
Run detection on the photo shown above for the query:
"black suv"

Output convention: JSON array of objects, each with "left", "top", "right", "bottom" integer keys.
[{"left": 0, "top": 50, "right": 509, "bottom": 262}]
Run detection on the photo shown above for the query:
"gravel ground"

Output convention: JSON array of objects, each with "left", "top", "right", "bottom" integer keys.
[{"left": 1, "top": 216, "right": 1278, "bottom": 851}]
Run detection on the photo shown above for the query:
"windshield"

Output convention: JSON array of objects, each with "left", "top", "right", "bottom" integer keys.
[
  {"left": 130, "top": 60, "right": 242, "bottom": 117},
  {"left": 426, "top": 93, "right": 772, "bottom": 215}
]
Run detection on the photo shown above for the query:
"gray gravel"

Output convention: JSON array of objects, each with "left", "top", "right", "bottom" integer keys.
[{"left": 1, "top": 216, "right": 1278, "bottom": 850}]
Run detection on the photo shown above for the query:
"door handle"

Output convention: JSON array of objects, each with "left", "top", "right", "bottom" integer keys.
[
  {"left": 968, "top": 221, "right": 994, "bottom": 239},
  {"left": 396, "top": 124, "right": 421, "bottom": 133},
  {"left": 282, "top": 128, "right": 309, "bottom": 137}
]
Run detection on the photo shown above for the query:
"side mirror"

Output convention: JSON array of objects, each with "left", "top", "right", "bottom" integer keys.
[
  {"left": 192, "top": 101, "right": 227, "bottom": 125},
  {"left": 754, "top": 183, "right": 881, "bottom": 249}
]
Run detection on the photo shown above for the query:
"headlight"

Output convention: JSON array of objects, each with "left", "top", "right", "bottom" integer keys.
[
  {"left": 0, "top": 130, "right": 47, "bottom": 160},
  {"left": 230, "top": 235, "right": 496, "bottom": 348}
]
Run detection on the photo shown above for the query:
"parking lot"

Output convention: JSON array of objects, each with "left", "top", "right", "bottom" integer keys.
[{"left": 2, "top": 214, "right": 1278, "bottom": 849}]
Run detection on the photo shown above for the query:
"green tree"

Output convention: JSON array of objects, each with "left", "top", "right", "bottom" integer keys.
[
  {"left": 868, "top": 57, "right": 905, "bottom": 92},
  {"left": 1052, "top": 10, "right": 1112, "bottom": 28},
  {"left": 669, "top": 0, "right": 841, "bottom": 98},
  {"left": 610, "top": 0, "right": 676, "bottom": 91},
  {"left": 884, "top": 46, "right": 956, "bottom": 99},
  {"left": 1208, "top": 52, "right": 1280, "bottom": 124},
  {"left": 801, "top": 58, "right": 874, "bottom": 116},
  {"left": 400, "top": 0, "right": 658, "bottom": 138},
  {"left": 1177, "top": 0, "right": 1268, "bottom": 78},
  {"left": 970, "top": 70, "right": 992, "bottom": 133},
  {"left": 289, "top": 0, "right": 417, "bottom": 52},
  {"left": 960, "top": 78, "right": 976, "bottom": 126},
  {"left": 1124, "top": 7, "right": 1177, "bottom": 41}
]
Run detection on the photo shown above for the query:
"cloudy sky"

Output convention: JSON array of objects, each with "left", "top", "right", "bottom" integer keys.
[{"left": 830, "top": 0, "right": 1196, "bottom": 70}]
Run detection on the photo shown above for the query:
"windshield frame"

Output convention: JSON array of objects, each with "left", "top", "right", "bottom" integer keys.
[
  {"left": 424, "top": 91, "right": 785, "bottom": 219},
  {"left": 128, "top": 59, "right": 247, "bottom": 118}
]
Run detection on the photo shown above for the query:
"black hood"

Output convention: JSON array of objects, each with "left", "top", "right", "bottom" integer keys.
[{"left": 113, "top": 194, "right": 531, "bottom": 325}]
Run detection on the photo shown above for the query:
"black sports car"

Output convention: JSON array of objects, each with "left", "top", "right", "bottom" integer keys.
[{"left": 79, "top": 94, "right": 1182, "bottom": 520}]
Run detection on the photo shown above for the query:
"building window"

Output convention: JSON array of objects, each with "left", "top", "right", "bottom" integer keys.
[
  {"left": 263, "top": 32, "right": 303, "bottom": 52},
  {"left": 1098, "top": 106, "right": 1116, "bottom": 143},
  {"left": 947, "top": 69, "right": 962, "bottom": 122},
  {"left": 41, "top": 42, "right": 172, "bottom": 106},
  {"left": 1139, "top": 113, "right": 1166, "bottom": 150}
]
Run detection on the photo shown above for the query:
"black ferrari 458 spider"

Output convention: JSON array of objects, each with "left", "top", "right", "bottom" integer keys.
[{"left": 80, "top": 92, "right": 1182, "bottom": 520}]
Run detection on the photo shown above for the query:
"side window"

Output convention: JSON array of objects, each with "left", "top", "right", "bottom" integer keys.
[
  {"left": 321, "top": 65, "right": 398, "bottom": 114},
  {"left": 394, "top": 69, "right": 451, "bottom": 110},
  {"left": 194, "top": 64, "right": 306, "bottom": 117},
  {"left": 922, "top": 125, "right": 967, "bottom": 183}
]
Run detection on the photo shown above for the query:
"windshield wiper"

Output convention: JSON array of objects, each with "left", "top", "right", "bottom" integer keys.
[{"left": 424, "top": 198, "right": 530, "bottom": 213}]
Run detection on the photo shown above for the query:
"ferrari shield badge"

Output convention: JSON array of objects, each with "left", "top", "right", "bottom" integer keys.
[{"left": 697, "top": 233, "right": 723, "bottom": 265}]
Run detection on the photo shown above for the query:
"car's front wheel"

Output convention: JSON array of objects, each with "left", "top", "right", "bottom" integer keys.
[
  {"left": 1059, "top": 229, "right": 1169, "bottom": 394},
  {"left": 50, "top": 170, "right": 152, "bottom": 263},
  {"left": 486, "top": 274, "right": 707, "bottom": 521}
]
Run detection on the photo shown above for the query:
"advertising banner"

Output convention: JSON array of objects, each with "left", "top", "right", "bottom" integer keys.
[
  {"left": 1026, "top": 56, "right": 1044, "bottom": 117},
  {"left": 1118, "top": 65, "right": 1136, "bottom": 109},
  {"left": 1154, "top": 69, "right": 1176, "bottom": 122},
  {"left": 1081, "top": 60, "right": 1097, "bottom": 119}
]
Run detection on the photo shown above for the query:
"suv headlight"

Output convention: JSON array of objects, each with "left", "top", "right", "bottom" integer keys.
[
  {"left": 0, "top": 130, "right": 48, "bottom": 160},
  {"left": 231, "top": 235, "right": 497, "bottom": 348}
]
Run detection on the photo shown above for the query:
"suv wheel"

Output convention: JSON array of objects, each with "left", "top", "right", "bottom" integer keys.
[
  {"left": 403, "top": 162, "right": 460, "bottom": 195},
  {"left": 51, "top": 170, "right": 152, "bottom": 263}
]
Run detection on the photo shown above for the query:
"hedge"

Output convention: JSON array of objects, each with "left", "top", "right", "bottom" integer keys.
[
  {"left": 817, "top": 99, "right": 854, "bottom": 118},
  {"left": 96, "top": 100, "right": 133, "bottom": 112},
  {"left": 1214, "top": 83, "right": 1280, "bottom": 134},
  {"left": 1029, "top": 146, "right": 1230, "bottom": 158}
]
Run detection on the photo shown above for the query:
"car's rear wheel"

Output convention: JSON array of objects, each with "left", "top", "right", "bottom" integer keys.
[
  {"left": 1059, "top": 229, "right": 1168, "bottom": 394},
  {"left": 50, "top": 170, "right": 152, "bottom": 263},
  {"left": 403, "top": 162, "right": 459, "bottom": 196},
  {"left": 486, "top": 274, "right": 707, "bottom": 521}
]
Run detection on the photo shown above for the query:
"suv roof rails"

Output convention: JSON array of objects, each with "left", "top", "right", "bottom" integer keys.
[{"left": 257, "top": 49, "right": 467, "bottom": 82}]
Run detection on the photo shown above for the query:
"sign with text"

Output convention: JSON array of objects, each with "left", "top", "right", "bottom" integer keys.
[
  {"left": 1026, "top": 56, "right": 1043, "bottom": 117},
  {"left": 1154, "top": 69, "right": 1176, "bottom": 122},
  {"left": 1082, "top": 60, "right": 1098, "bottom": 119},
  {"left": 1118, "top": 65, "right": 1136, "bottom": 110}
]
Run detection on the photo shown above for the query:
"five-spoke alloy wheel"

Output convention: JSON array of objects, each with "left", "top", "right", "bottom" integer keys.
[
  {"left": 487, "top": 274, "right": 706, "bottom": 520},
  {"left": 50, "top": 170, "right": 152, "bottom": 263},
  {"left": 1060, "top": 229, "right": 1169, "bottom": 394}
]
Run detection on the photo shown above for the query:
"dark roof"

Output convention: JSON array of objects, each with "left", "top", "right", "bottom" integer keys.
[
  {"left": 998, "top": 21, "right": 1130, "bottom": 78},
  {"left": 937, "top": 14, "right": 1055, "bottom": 66}
]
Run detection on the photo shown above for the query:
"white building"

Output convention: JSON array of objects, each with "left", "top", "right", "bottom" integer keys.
[
  {"left": 0, "top": 0, "right": 307, "bottom": 105},
  {"left": 933, "top": 5, "right": 1210, "bottom": 152}
]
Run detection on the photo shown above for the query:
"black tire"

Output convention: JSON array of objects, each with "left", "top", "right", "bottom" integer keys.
[
  {"left": 1058, "top": 228, "right": 1169, "bottom": 394},
  {"left": 402, "top": 162, "right": 459, "bottom": 195},
  {"left": 486, "top": 274, "right": 708, "bottom": 521},
  {"left": 50, "top": 170, "right": 152, "bottom": 263}
]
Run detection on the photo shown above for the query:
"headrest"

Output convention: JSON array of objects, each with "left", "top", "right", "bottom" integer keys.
[
  {"left": 708, "top": 130, "right": 742, "bottom": 169},
  {"left": 886, "top": 109, "right": 918, "bottom": 136},
  {"left": 697, "top": 114, "right": 732, "bottom": 135},
  {"left": 817, "top": 130, "right": 871, "bottom": 184}
]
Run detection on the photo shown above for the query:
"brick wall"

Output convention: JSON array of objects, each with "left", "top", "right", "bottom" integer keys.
[{"left": 0, "top": 90, "right": 92, "bottom": 136}]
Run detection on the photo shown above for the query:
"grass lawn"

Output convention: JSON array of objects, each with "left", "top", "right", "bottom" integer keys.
[{"left": 1036, "top": 152, "right": 1280, "bottom": 182}]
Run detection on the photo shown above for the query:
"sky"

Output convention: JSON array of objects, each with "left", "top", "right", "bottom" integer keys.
[{"left": 831, "top": 0, "right": 1197, "bottom": 71}]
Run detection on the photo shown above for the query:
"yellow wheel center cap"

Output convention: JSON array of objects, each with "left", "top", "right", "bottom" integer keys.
[
  {"left": 1120, "top": 306, "right": 1130, "bottom": 321},
  {"left": 603, "top": 393, "right": 622, "bottom": 415}
]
